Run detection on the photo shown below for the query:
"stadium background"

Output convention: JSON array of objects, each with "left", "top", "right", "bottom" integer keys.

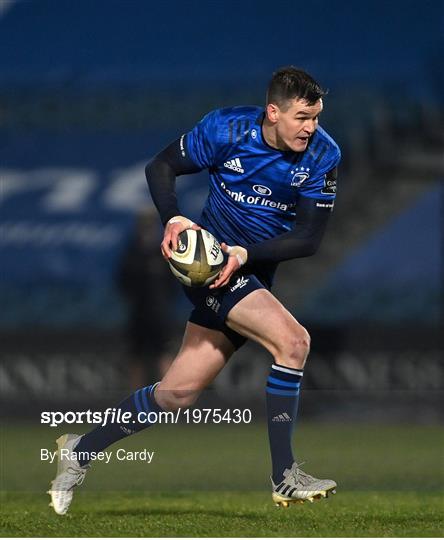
[{"left": 0, "top": 0, "right": 443, "bottom": 534}]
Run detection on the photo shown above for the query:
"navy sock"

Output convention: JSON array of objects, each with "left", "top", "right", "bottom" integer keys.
[
  {"left": 75, "top": 383, "right": 162, "bottom": 466},
  {"left": 266, "top": 364, "right": 303, "bottom": 484}
]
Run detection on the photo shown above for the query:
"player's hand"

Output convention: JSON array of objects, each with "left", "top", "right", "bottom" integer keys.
[
  {"left": 210, "top": 243, "right": 248, "bottom": 289},
  {"left": 161, "top": 215, "right": 201, "bottom": 260}
]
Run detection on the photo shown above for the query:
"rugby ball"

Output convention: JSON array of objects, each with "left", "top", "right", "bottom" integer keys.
[{"left": 168, "top": 229, "right": 224, "bottom": 287}]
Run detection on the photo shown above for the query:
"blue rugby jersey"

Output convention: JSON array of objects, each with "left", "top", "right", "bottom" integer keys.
[{"left": 184, "top": 106, "right": 341, "bottom": 249}]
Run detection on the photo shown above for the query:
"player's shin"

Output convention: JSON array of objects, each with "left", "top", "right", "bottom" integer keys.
[
  {"left": 266, "top": 364, "right": 303, "bottom": 483},
  {"left": 74, "top": 383, "right": 163, "bottom": 466}
]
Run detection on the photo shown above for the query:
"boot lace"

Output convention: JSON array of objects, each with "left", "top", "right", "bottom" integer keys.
[
  {"left": 66, "top": 465, "right": 89, "bottom": 486},
  {"left": 289, "top": 462, "right": 317, "bottom": 486}
]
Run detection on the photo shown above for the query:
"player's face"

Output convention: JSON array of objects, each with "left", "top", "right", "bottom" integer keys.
[{"left": 269, "top": 98, "right": 323, "bottom": 152}]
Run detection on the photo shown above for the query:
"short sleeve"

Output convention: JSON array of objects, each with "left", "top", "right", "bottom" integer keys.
[
  {"left": 185, "top": 110, "right": 220, "bottom": 169},
  {"left": 298, "top": 146, "right": 341, "bottom": 201}
]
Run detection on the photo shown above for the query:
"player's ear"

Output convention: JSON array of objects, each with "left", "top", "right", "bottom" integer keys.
[{"left": 266, "top": 103, "right": 279, "bottom": 124}]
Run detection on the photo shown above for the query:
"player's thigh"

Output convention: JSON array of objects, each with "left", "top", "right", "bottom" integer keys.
[
  {"left": 225, "top": 288, "right": 309, "bottom": 363},
  {"left": 156, "top": 321, "right": 235, "bottom": 408}
]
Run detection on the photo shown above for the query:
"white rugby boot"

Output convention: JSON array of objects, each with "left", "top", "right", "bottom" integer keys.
[
  {"left": 47, "top": 434, "right": 89, "bottom": 515},
  {"left": 271, "top": 462, "right": 337, "bottom": 507}
]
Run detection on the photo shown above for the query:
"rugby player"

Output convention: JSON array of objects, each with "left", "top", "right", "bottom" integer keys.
[{"left": 49, "top": 67, "right": 340, "bottom": 514}]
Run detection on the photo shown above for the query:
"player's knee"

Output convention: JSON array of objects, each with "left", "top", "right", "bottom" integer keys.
[
  {"left": 274, "top": 325, "right": 311, "bottom": 368},
  {"left": 157, "top": 389, "right": 199, "bottom": 411}
]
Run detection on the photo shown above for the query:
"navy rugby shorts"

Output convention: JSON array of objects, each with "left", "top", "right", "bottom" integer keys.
[{"left": 182, "top": 273, "right": 267, "bottom": 350}]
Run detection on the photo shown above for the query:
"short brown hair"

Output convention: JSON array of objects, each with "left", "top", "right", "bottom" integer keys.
[{"left": 266, "top": 66, "right": 326, "bottom": 109}]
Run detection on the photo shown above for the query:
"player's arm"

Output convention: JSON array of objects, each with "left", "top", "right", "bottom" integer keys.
[
  {"left": 211, "top": 196, "right": 332, "bottom": 288},
  {"left": 211, "top": 169, "right": 337, "bottom": 288},
  {"left": 145, "top": 137, "right": 202, "bottom": 259},
  {"left": 246, "top": 193, "right": 334, "bottom": 265}
]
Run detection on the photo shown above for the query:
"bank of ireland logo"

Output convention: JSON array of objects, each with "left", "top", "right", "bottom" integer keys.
[
  {"left": 290, "top": 167, "right": 310, "bottom": 187},
  {"left": 253, "top": 184, "right": 272, "bottom": 196}
]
